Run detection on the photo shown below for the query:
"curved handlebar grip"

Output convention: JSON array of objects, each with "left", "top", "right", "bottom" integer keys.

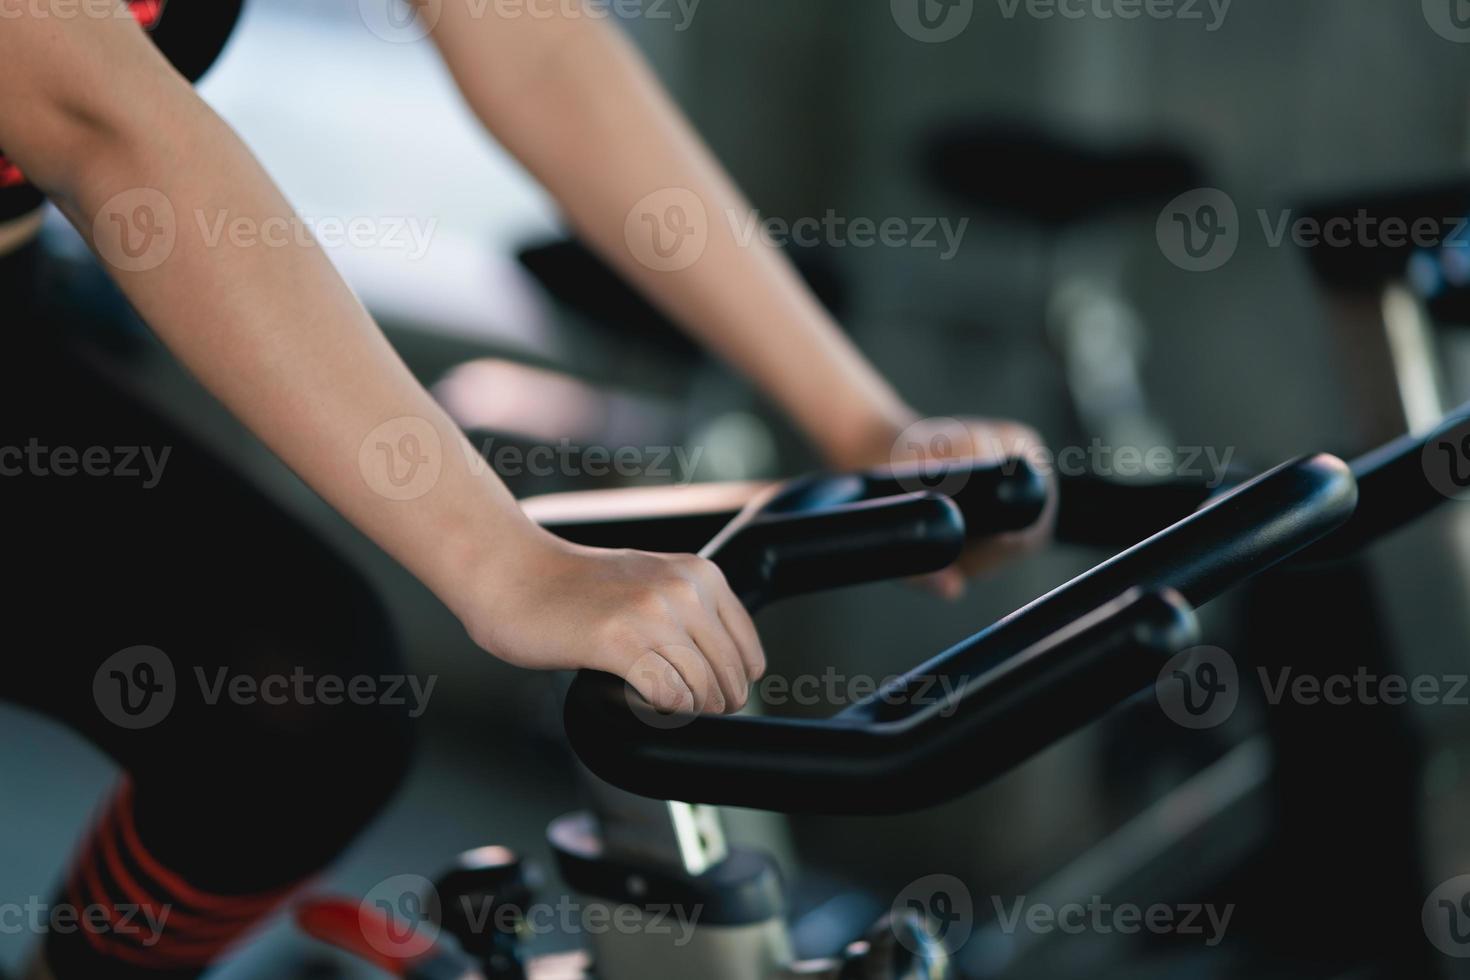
[
  {"left": 534, "top": 457, "right": 1047, "bottom": 552},
  {"left": 566, "top": 589, "right": 1197, "bottom": 815},
  {"left": 564, "top": 455, "right": 1358, "bottom": 814},
  {"left": 1053, "top": 402, "right": 1470, "bottom": 560},
  {"left": 705, "top": 492, "right": 965, "bottom": 609},
  {"left": 829, "top": 457, "right": 1048, "bottom": 538},
  {"left": 1296, "top": 400, "right": 1470, "bottom": 564}
]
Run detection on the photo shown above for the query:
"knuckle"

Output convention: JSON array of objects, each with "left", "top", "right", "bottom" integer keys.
[
  {"left": 687, "top": 558, "right": 729, "bottom": 594},
  {"left": 597, "top": 618, "right": 633, "bottom": 648},
  {"left": 633, "top": 588, "right": 669, "bottom": 617},
  {"left": 664, "top": 574, "right": 703, "bottom": 607}
]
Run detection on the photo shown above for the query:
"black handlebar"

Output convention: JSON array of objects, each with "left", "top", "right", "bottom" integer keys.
[
  {"left": 554, "top": 405, "right": 1464, "bottom": 816},
  {"left": 564, "top": 455, "right": 1357, "bottom": 814},
  {"left": 1051, "top": 398, "right": 1470, "bottom": 557},
  {"left": 567, "top": 588, "right": 1196, "bottom": 815},
  {"left": 1298, "top": 402, "right": 1470, "bottom": 563},
  {"left": 705, "top": 489, "right": 966, "bottom": 608},
  {"left": 537, "top": 457, "right": 1048, "bottom": 554}
]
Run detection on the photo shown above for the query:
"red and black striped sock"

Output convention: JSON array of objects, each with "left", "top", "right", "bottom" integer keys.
[{"left": 44, "top": 779, "right": 308, "bottom": 979}]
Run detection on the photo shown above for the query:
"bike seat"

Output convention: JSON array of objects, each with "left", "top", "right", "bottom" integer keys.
[
  {"left": 1296, "top": 176, "right": 1470, "bottom": 292},
  {"left": 923, "top": 119, "right": 1207, "bottom": 229}
]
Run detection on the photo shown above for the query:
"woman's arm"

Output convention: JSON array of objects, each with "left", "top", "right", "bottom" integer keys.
[
  {"left": 428, "top": 6, "right": 1052, "bottom": 585},
  {"left": 0, "top": 3, "right": 762, "bottom": 712},
  {"left": 426, "top": 5, "right": 918, "bottom": 467}
]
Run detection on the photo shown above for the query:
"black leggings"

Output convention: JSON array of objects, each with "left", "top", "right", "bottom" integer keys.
[{"left": 2, "top": 241, "right": 417, "bottom": 977}]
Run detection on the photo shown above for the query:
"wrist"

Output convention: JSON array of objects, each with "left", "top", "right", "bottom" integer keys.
[
  {"left": 818, "top": 399, "right": 920, "bottom": 471},
  {"left": 436, "top": 511, "right": 567, "bottom": 649}
]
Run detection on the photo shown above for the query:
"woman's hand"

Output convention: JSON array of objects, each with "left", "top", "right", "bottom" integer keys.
[
  {"left": 463, "top": 531, "right": 766, "bottom": 715},
  {"left": 829, "top": 414, "right": 1057, "bottom": 597}
]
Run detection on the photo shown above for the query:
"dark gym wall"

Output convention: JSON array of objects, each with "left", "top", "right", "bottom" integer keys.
[{"left": 624, "top": 0, "right": 1470, "bottom": 889}]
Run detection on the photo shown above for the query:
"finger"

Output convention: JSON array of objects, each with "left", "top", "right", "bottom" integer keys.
[
  {"left": 610, "top": 649, "right": 694, "bottom": 715},
  {"left": 911, "top": 568, "right": 967, "bottom": 600},
  {"left": 982, "top": 420, "right": 1047, "bottom": 465},
  {"left": 685, "top": 608, "right": 748, "bottom": 712},
  {"left": 717, "top": 596, "right": 766, "bottom": 682},
  {"left": 687, "top": 558, "right": 766, "bottom": 682},
  {"left": 654, "top": 642, "right": 726, "bottom": 714},
  {"left": 956, "top": 535, "right": 1028, "bottom": 579}
]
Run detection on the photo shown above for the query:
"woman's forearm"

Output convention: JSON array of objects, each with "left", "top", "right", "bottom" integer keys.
[
  {"left": 430, "top": 9, "right": 916, "bottom": 463},
  {"left": 2, "top": 14, "right": 540, "bottom": 627}
]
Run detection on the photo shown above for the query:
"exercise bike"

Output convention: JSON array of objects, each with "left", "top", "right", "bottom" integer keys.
[{"left": 293, "top": 400, "right": 1470, "bottom": 979}]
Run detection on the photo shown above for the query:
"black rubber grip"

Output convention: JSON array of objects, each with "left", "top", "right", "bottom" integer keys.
[{"left": 538, "top": 456, "right": 1047, "bottom": 552}]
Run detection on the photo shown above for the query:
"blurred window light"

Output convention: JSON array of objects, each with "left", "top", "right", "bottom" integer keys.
[
  {"left": 196, "top": 0, "right": 566, "bottom": 352},
  {"left": 435, "top": 358, "right": 678, "bottom": 448}
]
